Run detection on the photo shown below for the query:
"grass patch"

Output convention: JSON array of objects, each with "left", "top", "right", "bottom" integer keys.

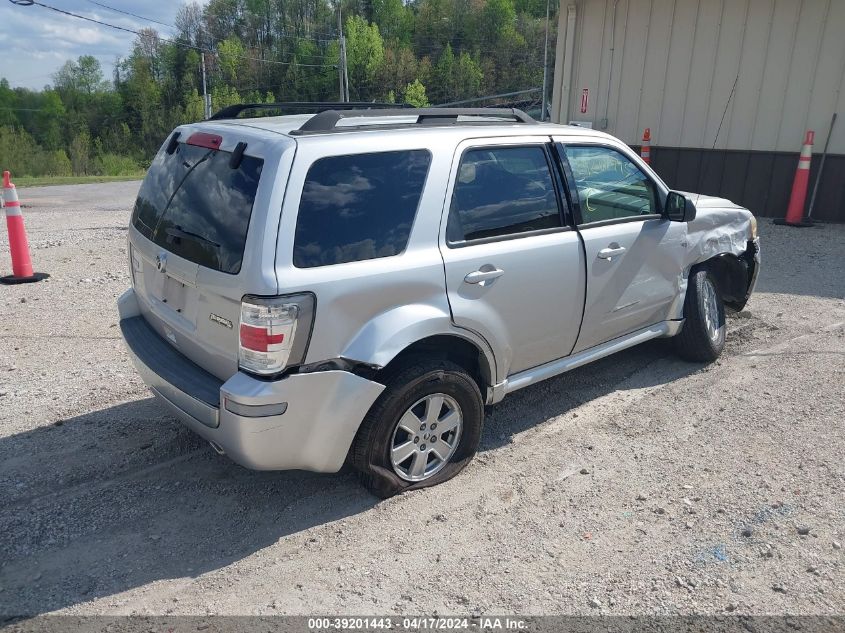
[{"left": 13, "top": 173, "right": 146, "bottom": 188}]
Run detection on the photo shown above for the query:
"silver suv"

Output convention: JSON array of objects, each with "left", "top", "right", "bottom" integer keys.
[{"left": 118, "top": 106, "right": 760, "bottom": 497}]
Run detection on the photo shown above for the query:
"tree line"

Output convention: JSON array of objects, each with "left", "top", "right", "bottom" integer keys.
[{"left": 0, "top": 0, "right": 555, "bottom": 178}]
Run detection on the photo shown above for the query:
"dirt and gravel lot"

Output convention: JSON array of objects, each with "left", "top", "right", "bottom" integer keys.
[{"left": 0, "top": 181, "right": 843, "bottom": 618}]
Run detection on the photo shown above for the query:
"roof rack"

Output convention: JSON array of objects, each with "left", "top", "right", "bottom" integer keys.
[
  {"left": 208, "top": 102, "right": 408, "bottom": 121},
  {"left": 290, "top": 107, "right": 537, "bottom": 135}
]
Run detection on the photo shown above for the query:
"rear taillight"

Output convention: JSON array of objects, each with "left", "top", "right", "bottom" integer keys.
[{"left": 238, "top": 293, "right": 315, "bottom": 376}]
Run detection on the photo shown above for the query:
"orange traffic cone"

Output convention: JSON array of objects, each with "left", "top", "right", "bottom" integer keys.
[
  {"left": 774, "top": 131, "right": 815, "bottom": 227},
  {"left": 641, "top": 128, "right": 651, "bottom": 165},
  {"left": 2, "top": 171, "right": 49, "bottom": 284}
]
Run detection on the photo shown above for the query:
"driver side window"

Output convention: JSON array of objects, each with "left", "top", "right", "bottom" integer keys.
[{"left": 565, "top": 146, "right": 659, "bottom": 224}]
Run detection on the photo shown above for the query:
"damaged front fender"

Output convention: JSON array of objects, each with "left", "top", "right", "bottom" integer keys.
[{"left": 674, "top": 200, "right": 760, "bottom": 314}]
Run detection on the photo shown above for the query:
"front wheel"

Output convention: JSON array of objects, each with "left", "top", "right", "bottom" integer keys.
[
  {"left": 350, "top": 358, "right": 484, "bottom": 498},
  {"left": 673, "top": 268, "right": 726, "bottom": 362}
]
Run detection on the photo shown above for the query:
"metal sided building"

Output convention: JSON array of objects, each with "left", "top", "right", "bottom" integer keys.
[{"left": 550, "top": 0, "right": 845, "bottom": 222}]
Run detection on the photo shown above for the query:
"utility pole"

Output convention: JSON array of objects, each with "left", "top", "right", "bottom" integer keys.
[
  {"left": 540, "top": 0, "right": 551, "bottom": 121},
  {"left": 201, "top": 50, "right": 211, "bottom": 119},
  {"left": 342, "top": 37, "right": 350, "bottom": 101},
  {"left": 337, "top": 3, "right": 348, "bottom": 102}
]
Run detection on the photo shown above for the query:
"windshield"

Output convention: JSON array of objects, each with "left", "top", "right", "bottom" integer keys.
[{"left": 131, "top": 141, "right": 263, "bottom": 274}]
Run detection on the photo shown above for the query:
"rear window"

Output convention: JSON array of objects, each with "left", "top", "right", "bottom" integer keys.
[
  {"left": 293, "top": 150, "right": 431, "bottom": 268},
  {"left": 447, "top": 146, "right": 562, "bottom": 243},
  {"left": 131, "top": 141, "right": 263, "bottom": 274}
]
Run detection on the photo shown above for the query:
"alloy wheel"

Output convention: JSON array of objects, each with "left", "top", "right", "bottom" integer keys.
[{"left": 390, "top": 393, "right": 463, "bottom": 482}]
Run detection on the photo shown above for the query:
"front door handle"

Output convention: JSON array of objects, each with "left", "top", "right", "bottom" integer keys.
[
  {"left": 597, "top": 246, "right": 627, "bottom": 260},
  {"left": 464, "top": 268, "right": 505, "bottom": 284}
]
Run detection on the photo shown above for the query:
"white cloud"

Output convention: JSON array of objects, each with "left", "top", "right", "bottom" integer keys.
[
  {"left": 0, "top": 0, "right": 190, "bottom": 89},
  {"left": 39, "top": 22, "right": 125, "bottom": 47}
]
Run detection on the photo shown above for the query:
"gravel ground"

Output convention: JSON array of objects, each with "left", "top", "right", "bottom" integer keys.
[{"left": 0, "top": 181, "right": 843, "bottom": 617}]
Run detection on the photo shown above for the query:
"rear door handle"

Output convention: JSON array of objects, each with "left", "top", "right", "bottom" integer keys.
[
  {"left": 464, "top": 268, "right": 505, "bottom": 284},
  {"left": 597, "top": 246, "right": 627, "bottom": 260}
]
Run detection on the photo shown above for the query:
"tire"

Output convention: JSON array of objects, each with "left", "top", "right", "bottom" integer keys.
[
  {"left": 673, "top": 267, "right": 726, "bottom": 362},
  {"left": 350, "top": 357, "right": 484, "bottom": 498}
]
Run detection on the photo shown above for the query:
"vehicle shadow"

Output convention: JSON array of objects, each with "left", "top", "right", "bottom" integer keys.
[
  {"left": 0, "top": 339, "right": 708, "bottom": 618},
  {"left": 480, "top": 339, "right": 701, "bottom": 451},
  {"left": 0, "top": 397, "right": 377, "bottom": 619}
]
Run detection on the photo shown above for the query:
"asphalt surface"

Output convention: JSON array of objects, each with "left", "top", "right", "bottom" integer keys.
[{"left": 0, "top": 181, "right": 843, "bottom": 617}]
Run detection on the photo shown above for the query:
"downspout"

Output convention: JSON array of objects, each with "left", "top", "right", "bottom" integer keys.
[
  {"left": 602, "top": 0, "right": 619, "bottom": 130},
  {"left": 558, "top": 5, "right": 577, "bottom": 124},
  {"left": 541, "top": 0, "right": 552, "bottom": 120}
]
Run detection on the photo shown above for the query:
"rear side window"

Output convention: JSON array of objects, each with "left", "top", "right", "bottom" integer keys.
[
  {"left": 132, "top": 141, "right": 263, "bottom": 274},
  {"left": 447, "top": 146, "right": 562, "bottom": 244},
  {"left": 293, "top": 150, "right": 431, "bottom": 268}
]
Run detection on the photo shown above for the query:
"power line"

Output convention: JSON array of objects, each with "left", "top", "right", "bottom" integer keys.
[
  {"left": 84, "top": 0, "right": 174, "bottom": 30},
  {"left": 85, "top": 0, "right": 338, "bottom": 48},
  {"left": 65, "top": 0, "right": 335, "bottom": 62},
  {"left": 10, "top": 0, "right": 333, "bottom": 69},
  {"left": 88, "top": 0, "right": 342, "bottom": 43},
  {"left": 27, "top": 0, "right": 143, "bottom": 37}
]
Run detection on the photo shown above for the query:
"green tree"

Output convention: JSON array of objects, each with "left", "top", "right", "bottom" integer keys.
[
  {"left": 345, "top": 15, "right": 385, "bottom": 100},
  {"left": 414, "top": 0, "right": 453, "bottom": 50},
  {"left": 45, "top": 150, "right": 73, "bottom": 176},
  {"left": 514, "top": 0, "right": 548, "bottom": 18},
  {"left": 33, "top": 90, "right": 66, "bottom": 149},
  {"left": 433, "top": 43, "right": 455, "bottom": 103},
  {"left": 77, "top": 56, "right": 108, "bottom": 94},
  {"left": 54, "top": 56, "right": 108, "bottom": 95},
  {"left": 402, "top": 79, "right": 430, "bottom": 107},
  {"left": 184, "top": 88, "right": 206, "bottom": 121},
  {"left": 481, "top": 0, "right": 517, "bottom": 42},
  {"left": 453, "top": 52, "right": 483, "bottom": 100},
  {"left": 372, "top": 0, "right": 413, "bottom": 45},
  {"left": 69, "top": 130, "right": 91, "bottom": 175},
  {"left": 100, "top": 122, "right": 133, "bottom": 156},
  {"left": 218, "top": 37, "right": 246, "bottom": 83},
  {"left": 378, "top": 46, "right": 419, "bottom": 99},
  {"left": 0, "top": 79, "right": 19, "bottom": 127},
  {"left": 119, "top": 47, "right": 164, "bottom": 156},
  {"left": 0, "top": 0, "right": 555, "bottom": 176},
  {"left": 211, "top": 84, "right": 242, "bottom": 110}
]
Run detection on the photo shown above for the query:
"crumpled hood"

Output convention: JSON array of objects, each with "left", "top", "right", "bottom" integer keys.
[
  {"left": 678, "top": 191, "right": 747, "bottom": 210},
  {"left": 680, "top": 192, "right": 754, "bottom": 265}
]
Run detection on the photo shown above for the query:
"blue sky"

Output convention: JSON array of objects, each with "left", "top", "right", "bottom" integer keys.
[{"left": 1, "top": 1, "right": 206, "bottom": 89}]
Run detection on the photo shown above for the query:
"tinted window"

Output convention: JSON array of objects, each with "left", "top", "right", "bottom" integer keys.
[
  {"left": 565, "top": 146, "right": 658, "bottom": 223},
  {"left": 132, "top": 142, "right": 263, "bottom": 274},
  {"left": 447, "top": 146, "right": 562, "bottom": 243},
  {"left": 293, "top": 150, "right": 431, "bottom": 268}
]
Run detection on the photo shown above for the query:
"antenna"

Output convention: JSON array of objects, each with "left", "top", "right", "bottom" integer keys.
[{"left": 696, "top": 71, "right": 740, "bottom": 204}]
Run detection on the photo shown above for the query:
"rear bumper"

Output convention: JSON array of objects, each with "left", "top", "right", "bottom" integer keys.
[{"left": 118, "top": 289, "right": 385, "bottom": 473}]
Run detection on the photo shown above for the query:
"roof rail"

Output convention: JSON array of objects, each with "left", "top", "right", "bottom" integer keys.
[
  {"left": 208, "top": 102, "right": 408, "bottom": 121},
  {"left": 291, "top": 107, "right": 537, "bottom": 135}
]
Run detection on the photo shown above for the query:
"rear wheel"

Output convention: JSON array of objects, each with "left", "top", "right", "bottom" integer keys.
[
  {"left": 350, "top": 358, "right": 484, "bottom": 498},
  {"left": 673, "top": 268, "right": 726, "bottom": 362}
]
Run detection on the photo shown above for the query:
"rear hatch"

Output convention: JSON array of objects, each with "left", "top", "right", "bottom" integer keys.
[{"left": 127, "top": 123, "right": 294, "bottom": 381}]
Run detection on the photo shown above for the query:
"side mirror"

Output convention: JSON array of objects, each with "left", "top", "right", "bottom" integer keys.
[{"left": 665, "top": 191, "right": 697, "bottom": 223}]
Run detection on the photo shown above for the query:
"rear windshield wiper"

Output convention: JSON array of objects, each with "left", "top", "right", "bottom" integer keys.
[
  {"left": 165, "top": 226, "right": 221, "bottom": 250},
  {"left": 150, "top": 150, "right": 213, "bottom": 241}
]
